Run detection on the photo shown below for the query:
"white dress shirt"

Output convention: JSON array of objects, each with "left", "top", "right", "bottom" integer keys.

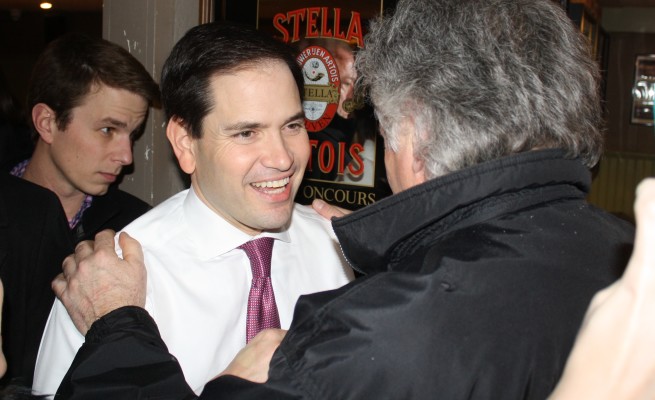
[{"left": 33, "top": 187, "right": 354, "bottom": 396}]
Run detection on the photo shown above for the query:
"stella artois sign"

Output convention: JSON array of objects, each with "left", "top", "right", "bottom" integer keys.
[
  {"left": 258, "top": 0, "right": 392, "bottom": 210},
  {"left": 271, "top": 7, "right": 365, "bottom": 46},
  {"left": 297, "top": 45, "right": 341, "bottom": 132}
]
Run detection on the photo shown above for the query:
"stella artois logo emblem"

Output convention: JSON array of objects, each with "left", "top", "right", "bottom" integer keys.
[{"left": 296, "top": 45, "right": 340, "bottom": 132}]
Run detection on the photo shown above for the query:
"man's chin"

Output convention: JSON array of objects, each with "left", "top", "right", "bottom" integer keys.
[
  {"left": 84, "top": 184, "right": 110, "bottom": 197},
  {"left": 253, "top": 207, "right": 294, "bottom": 233}
]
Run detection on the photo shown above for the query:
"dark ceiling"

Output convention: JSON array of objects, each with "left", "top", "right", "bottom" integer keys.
[
  {"left": 0, "top": 0, "right": 103, "bottom": 12},
  {"left": 0, "top": 0, "right": 654, "bottom": 12}
]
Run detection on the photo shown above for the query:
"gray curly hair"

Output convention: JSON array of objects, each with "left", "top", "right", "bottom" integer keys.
[{"left": 356, "top": 0, "right": 603, "bottom": 179}]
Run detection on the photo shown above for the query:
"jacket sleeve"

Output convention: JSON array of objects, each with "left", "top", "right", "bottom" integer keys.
[{"left": 55, "top": 306, "right": 197, "bottom": 400}]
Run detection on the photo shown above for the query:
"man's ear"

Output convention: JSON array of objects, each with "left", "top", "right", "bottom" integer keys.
[
  {"left": 406, "top": 118, "right": 427, "bottom": 186},
  {"left": 32, "top": 103, "right": 57, "bottom": 144},
  {"left": 166, "top": 117, "right": 196, "bottom": 174},
  {"left": 412, "top": 154, "right": 427, "bottom": 185}
]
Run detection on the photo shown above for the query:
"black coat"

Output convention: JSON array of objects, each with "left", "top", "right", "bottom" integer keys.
[
  {"left": 58, "top": 150, "right": 634, "bottom": 399},
  {"left": 0, "top": 174, "right": 73, "bottom": 387}
]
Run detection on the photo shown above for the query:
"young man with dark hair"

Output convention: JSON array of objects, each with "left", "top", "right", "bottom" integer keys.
[
  {"left": 11, "top": 32, "right": 160, "bottom": 243},
  {"left": 1, "top": 32, "right": 158, "bottom": 389}
]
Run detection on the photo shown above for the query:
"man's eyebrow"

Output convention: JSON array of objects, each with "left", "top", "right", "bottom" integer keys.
[
  {"left": 285, "top": 111, "right": 306, "bottom": 124},
  {"left": 222, "top": 111, "right": 306, "bottom": 132},
  {"left": 223, "top": 121, "right": 265, "bottom": 132},
  {"left": 100, "top": 117, "right": 128, "bottom": 129}
]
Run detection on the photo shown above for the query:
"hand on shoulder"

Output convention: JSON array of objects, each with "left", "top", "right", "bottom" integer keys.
[
  {"left": 311, "top": 199, "right": 352, "bottom": 220},
  {"left": 52, "top": 230, "right": 147, "bottom": 335}
]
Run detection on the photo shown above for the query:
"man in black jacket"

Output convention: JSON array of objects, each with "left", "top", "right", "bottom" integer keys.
[
  {"left": 9, "top": 33, "right": 159, "bottom": 244},
  {"left": 1, "top": 33, "right": 157, "bottom": 390},
  {"left": 53, "top": 0, "right": 637, "bottom": 399}
]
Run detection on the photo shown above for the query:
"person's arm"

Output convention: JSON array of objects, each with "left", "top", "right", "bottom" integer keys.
[
  {"left": 549, "top": 178, "right": 655, "bottom": 400},
  {"left": 56, "top": 306, "right": 286, "bottom": 400},
  {"left": 56, "top": 306, "right": 197, "bottom": 400}
]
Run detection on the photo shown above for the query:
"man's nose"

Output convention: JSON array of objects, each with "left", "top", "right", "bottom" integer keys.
[
  {"left": 262, "top": 133, "right": 293, "bottom": 171},
  {"left": 113, "top": 135, "right": 133, "bottom": 166}
]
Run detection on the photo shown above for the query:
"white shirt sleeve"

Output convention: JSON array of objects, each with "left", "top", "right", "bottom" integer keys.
[{"left": 32, "top": 298, "right": 85, "bottom": 398}]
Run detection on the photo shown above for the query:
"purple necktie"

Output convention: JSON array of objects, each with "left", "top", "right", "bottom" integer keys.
[{"left": 239, "top": 237, "right": 280, "bottom": 343}]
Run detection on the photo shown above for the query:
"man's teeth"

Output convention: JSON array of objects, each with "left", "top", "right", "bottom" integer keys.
[{"left": 252, "top": 177, "right": 290, "bottom": 189}]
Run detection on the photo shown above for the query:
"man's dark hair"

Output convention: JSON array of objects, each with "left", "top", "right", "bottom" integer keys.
[
  {"left": 26, "top": 32, "right": 160, "bottom": 140},
  {"left": 161, "top": 21, "right": 303, "bottom": 138}
]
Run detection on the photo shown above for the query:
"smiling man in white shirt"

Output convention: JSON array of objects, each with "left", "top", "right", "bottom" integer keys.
[{"left": 33, "top": 22, "right": 353, "bottom": 396}]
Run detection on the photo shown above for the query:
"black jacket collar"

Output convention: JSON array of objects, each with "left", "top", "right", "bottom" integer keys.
[{"left": 332, "top": 149, "right": 591, "bottom": 275}]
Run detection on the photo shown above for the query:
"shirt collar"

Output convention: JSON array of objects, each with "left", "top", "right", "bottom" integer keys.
[
  {"left": 183, "top": 185, "right": 290, "bottom": 261},
  {"left": 11, "top": 158, "right": 93, "bottom": 229}
]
